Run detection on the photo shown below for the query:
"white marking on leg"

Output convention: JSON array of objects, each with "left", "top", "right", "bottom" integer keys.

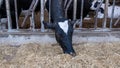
[{"left": 58, "top": 20, "right": 69, "bottom": 34}]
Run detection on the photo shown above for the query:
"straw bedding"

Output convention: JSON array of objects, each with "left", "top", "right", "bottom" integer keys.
[{"left": 0, "top": 42, "right": 120, "bottom": 68}]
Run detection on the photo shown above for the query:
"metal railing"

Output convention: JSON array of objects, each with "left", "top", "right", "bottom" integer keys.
[{"left": 0, "top": 0, "right": 119, "bottom": 32}]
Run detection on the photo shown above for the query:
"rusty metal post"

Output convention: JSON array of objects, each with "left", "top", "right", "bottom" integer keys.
[
  {"left": 40, "top": 0, "right": 45, "bottom": 32},
  {"left": 110, "top": 0, "right": 116, "bottom": 28},
  {"left": 5, "top": 0, "right": 12, "bottom": 30}
]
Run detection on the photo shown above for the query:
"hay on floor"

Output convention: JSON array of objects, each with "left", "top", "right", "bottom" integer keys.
[{"left": 0, "top": 42, "right": 120, "bottom": 68}]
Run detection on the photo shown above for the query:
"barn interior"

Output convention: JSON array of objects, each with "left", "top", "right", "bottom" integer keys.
[{"left": 0, "top": 0, "right": 120, "bottom": 68}]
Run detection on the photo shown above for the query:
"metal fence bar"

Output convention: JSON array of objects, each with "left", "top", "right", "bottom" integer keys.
[
  {"left": 64, "top": 0, "right": 68, "bottom": 8},
  {"left": 110, "top": 0, "right": 116, "bottom": 28},
  {"left": 33, "top": 0, "right": 39, "bottom": 10},
  {"left": 49, "top": 0, "right": 51, "bottom": 23},
  {"left": 94, "top": 1, "right": 103, "bottom": 29},
  {"left": 73, "top": 0, "right": 77, "bottom": 20},
  {"left": 79, "top": 0, "right": 84, "bottom": 28},
  {"left": 14, "top": 0, "right": 19, "bottom": 29},
  {"left": 40, "top": 0, "right": 45, "bottom": 32},
  {"left": 94, "top": 11, "right": 98, "bottom": 29},
  {"left": 31, "top": 0, "right": 39, "bottom": 30},
  {"left": 3, "top": 0, "right": 120, "bottom": 31},
  {"left": 5, "top": 0, "right": 12, "bottom": 30},
  {"left": 31, "top": 11, "right": 35, "bottom": 30},
  {"left": 114, "top": 16, "right": 120, "bottom": 26},
  {"left": 102, "top": 0, "right": 109, "bottom": 28},
  {"left": 64, "top": 0, "right": 72, "bottom": 18},
  {"left": 30, "top": 11, "right": 35, "bottom": 31},
  {"left": 21, "top": 0, "right": 36, "bottom": 27}
]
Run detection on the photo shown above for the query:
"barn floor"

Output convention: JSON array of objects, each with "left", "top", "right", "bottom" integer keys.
[
  {"left": 0, "top": 28, "right": 120, "bottom": 68},
  {"left": 0, "top": 42, "right": 120, "bottom": 68}
]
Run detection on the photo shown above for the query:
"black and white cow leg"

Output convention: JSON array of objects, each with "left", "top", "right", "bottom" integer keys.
[{"left": 45, "top": 0, "right": 76, "bottom": 57}]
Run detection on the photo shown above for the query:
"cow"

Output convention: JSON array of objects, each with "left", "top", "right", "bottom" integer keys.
[
  {"left": 90, "top": 0, "right": 120, "bottom": 19},
  {"left": 97, "top": 3, "right": 120, "bottom": 18},
  {"left": 44, "top": 0, "right": 102, "bottom": 56},
  {"left": 44, "top": 0, "right": 76, "bottom": 56},
  {"left": 0, "top": 0, "right": 101, "bottom": 56},
  {"left": 90, "top": 0, "right": 103, "bottom": 10},
  {"left": 60, "top": 0, "right": 103, "bottom": 20},
  {"left": 63, "top": 0, "right": 92, "bottom": 20},
  {"left": 0, "top": 0, "right": 76, "bottom": 56}
]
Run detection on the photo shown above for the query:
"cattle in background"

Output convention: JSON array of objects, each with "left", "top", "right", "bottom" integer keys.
[
  {"left": 91, "top": 0, "right": 120, "bottom": 19},
  {"left": 64, "top": 0, "right": 92, "bottom": 20},
  {"left": 0, "top": 0, "right": 41, "bottom": 29},
  {"left": 97, "top": 4, "right": 120, "bottom": 18},
  {"left": 90, "top": 0, "right": 103, "bottom": 10}
]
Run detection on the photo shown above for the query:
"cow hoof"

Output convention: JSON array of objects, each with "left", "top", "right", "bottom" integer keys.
[
  {"left": 69, "top": 52, "right": 76, "bottom": 57},
  {"left": 64, "top": 52, "right": 76, "bottom": 57}
]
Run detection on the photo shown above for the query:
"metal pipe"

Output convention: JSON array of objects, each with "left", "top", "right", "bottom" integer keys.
[
  {"left": 21, "top": 0, "right": 36, "bottom": 27},
  {"left": 114, "top": 16, "right": 120, "bottom": 26},
  {"left": 33, "top": 0, "right": 39, "bottom": 10},
  {"left": 49, "top": 0, "right": 51, "bottom": 23},
  {"left": 31, "top": 11, "right": 35, "bottom": 31},
  {"left": 65, "top": 0, "right": 72, "bottom": 18},
  {"left": 79, "top": 0, "right": 84, "bottom": 28},
  {"left": 30, "top": 11, "right": 35, "bottom": 31},
  {"left": 14, "top": 0, "right": 19, "bottom": 29},
  {"left": 110, "top": 0, "right": 115, "bottom": 28},
  {"left": 5, "top": 0, "right": 12, "bottom": 30},
  {"left": 94, "top": 1, "right": 103, "bottom": 29},
  {"left": 32, "top": 0, "right": 39, "bottom": 30},
  {"left": 64, "top": 0, "right": 68, "bottom": 8},
  {"left": 73, "top": 0, "right": 77, "bottom": 20},
  {"left": 102, "top": 0, "right": 109, "bottom": 28},
  {"left": 40, "top": 0, "right": 45, "bottom": 32}
]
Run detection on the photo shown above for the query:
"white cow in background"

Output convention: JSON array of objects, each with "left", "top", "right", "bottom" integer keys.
[{"left": 97, "top": 4, "right": 120, "bottom": 18}]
